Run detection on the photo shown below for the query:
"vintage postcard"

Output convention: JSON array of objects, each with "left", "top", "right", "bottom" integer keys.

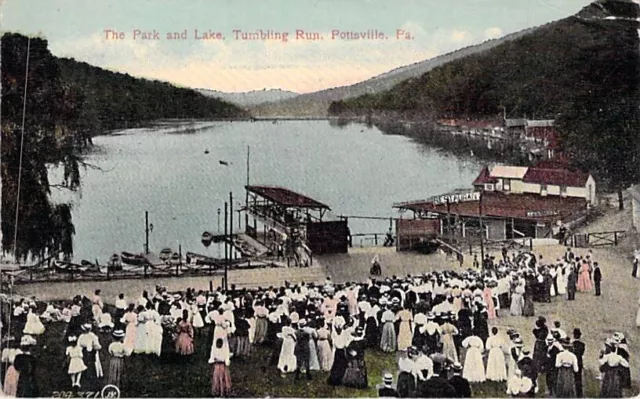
[{"left": 1, "top": 0, "right": 639, "bottom": 397}]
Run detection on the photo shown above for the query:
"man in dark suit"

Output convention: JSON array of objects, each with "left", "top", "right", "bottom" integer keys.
[
  {"left": 567, "top": 267, "right": 577, "bottom": 300},
  {"left": 448, "top": 362, "right": 471, "bottom": 398},
  {"left": 571, "top": 328, "right": 585, "bottom": 397},
  {"left": 517, "top": 350, "right": 538, "bottom": 397},
  {"left": 378, "top": 373, "right": 399, "bottom": 397},
  {"left": 417, "top": 361, "right": 457, "bottom": 398},
  {"left": 294, "top": 320, "right": 312, "bottom": 380},
  {"left": 593, "top": 262, "right": 602, "bottom": 296}
]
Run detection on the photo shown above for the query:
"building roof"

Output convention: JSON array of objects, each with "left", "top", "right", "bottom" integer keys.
[
  {"left": 473, "top": 166, "right": 498, "bottom": 185},
  {"left": 245, "top": 185, "right": 330, "bottom": 209},
  {"left": 526, "top": 120, "right": 555, "bottom": 127},
  {"left": 396, "top": 191, "right": 586, "bottom": 222},
  {"left": 490, "top": 165, "right": 529, "bottom": 180},
  {"left": 505, "top": 118, "right": 526, "bottom": 127},
  {"left": 522, "top": 168, "right": 591, "bottom": 187}
]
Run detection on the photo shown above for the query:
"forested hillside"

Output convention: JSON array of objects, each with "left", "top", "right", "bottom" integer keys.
[
  {"left": 1, "top": 32, "right": 245, "bottom": 261},
  {"left": 330, "top": 0, "right": 640, "bottom": 192}
]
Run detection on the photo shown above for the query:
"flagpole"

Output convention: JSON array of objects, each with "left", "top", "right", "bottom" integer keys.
[{"left": 245, "top": 145, "right": 250, "bottom": 232}]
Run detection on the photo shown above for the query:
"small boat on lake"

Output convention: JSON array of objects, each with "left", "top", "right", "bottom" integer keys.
[{"left": 121, "top": 251, "right": 148, "bottom": 265}]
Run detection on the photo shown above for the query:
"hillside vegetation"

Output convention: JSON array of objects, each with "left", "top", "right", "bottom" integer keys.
[
  {"left": 330, "top": 0, "right": 640, "bottom": 192},
  {"left": 251, "top": 28, "right": 535, "bottom": 117},
  {"left": 1, "top": 32, "right": 245, "bottom": 261}
]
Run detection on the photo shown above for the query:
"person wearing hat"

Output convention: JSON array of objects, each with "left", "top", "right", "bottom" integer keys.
[
  {"left": 599, "top": 338, "right": 629, "bottom": 398},
  {"left": 107, "top": 330, "right": 126, "bottom": 388},
  {"left": 462, "top": 330, "right": 485, "bottom": 383},
  {"left": 416, "top": 360, "right": 457, "bottom": 398},
  {"left": 293, "top": 319, "right": 313, "bottom": 381},
  {"left": 397, "top": 347, "right": 418, "bottom": 397},
  {"left": 378, "top": 372, "right": 398, "bottom": 397},
  {"left": 13, "top": 335, "right": 39, "bottom": 397},
  {"left": 342, "top": 326, "right": 368, "bottom": 389},
  {"left": 545, "top": 334, "right": 563, "bottom": 397},
  {"left": 553, "top": 337, "right": 578, "bottom": 397},
  {"left": 380, "top": 302, "right": 397, "bottom": 353},
  {"left": 485, "top": 327, "right": 506, "bottom": 382},
  {"left": 440, "top": 313, "right": 459, "bottom": 364},
  {"left": 65, "top": 335, "right": 86, "bottom": 388},
  {"left": 593, "top": 261, "right": 602, "bottom": 296},
  {"left": 78, "top": 323, "right": 103, "bottom": 390},
  {"left": 570, "top": 328, "right": 585, "bottom": 397},
  {"left": 508, "top": 337, "right": 524, "bottom": 380},
  {"left": 517, "top": 349, "right": 537, "bottom": 397},
  {"left": 449, "top": 362, "right": 472, "bottom": 398}
]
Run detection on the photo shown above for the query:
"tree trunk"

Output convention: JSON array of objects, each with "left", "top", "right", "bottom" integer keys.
[{"left": 618, "top": 189, "right": 624, "bottom": 210}]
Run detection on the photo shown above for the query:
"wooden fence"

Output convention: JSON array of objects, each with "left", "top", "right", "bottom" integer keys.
[{"left": 569, "top": 230, "right": 626, "bottom": 248}]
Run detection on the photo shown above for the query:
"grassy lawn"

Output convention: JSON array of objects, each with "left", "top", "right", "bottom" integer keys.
[{"left": 24, "top": 321, "right": 616, "bottom": 397}]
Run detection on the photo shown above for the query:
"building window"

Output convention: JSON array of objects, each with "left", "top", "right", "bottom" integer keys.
[
  {"left": 503, "top": 179, "right": 511, "bottom": 191},
  {"left": 485, "top": 183, "right": 494, "bottom": 191}
]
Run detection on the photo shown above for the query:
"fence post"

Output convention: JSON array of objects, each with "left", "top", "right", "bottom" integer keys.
[
  {"left": 614, "top": 232, "right": 618, "bottom": 246},
  {"left": 374, "top": 234, "right": 378, "bottom": 246},
  {"left": 529, "top": 238, "right": 533, "bottom": 251}
]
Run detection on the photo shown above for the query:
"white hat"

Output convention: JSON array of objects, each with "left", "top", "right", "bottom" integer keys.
[{"left": 20, "top": 335, "right": 36, "bottom": 347}]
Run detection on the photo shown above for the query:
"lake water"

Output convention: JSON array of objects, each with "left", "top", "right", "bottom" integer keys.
[{"left": 50, "top": 120, "right": 482, "bottom": 263}]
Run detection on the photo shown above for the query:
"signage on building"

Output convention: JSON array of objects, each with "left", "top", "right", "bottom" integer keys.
[
  {"left": 526, "top": 210, "right": 559, "bottom": 217},
  {"left": 432, "top": 191, "right": 480, "bottom": 205}
]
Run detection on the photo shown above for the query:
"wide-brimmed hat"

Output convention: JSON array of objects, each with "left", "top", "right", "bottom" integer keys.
[
  {"left": 112, "top": 330, "right": 125, "bottom": 338},
  {"left": 20, "top": 335, "right": 36, "bottom": 347},
  {"left": 298, "top": 319, "right": 307, "bottom": 327},
  {"left": 82, "top": 323, "right": 92, "bottom": 331},
  {"left": 514, "top": 337, "right": 523, "bottom": 347},
  {"left": 68, "top": 336, "right": 78, "bottom": 343},
  {"left": 426, "top": 312, "right": 435, "bottom": 320},
  {"left": 383, "top": 373, "right": 394, "bottom": 385},
  {"left": 452, "top": 362, "right": 463, "bottom": 372},
  {"left": 407, "top": 346, "right": 419, "bottom": 357}
]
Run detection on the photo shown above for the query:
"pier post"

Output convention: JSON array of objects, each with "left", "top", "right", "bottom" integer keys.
[
  {"left": 224, "top": 201, "right": 229, "bottom": 292},
  {"left": 145, "top": 211, "right": 149, "bottom": 255}
]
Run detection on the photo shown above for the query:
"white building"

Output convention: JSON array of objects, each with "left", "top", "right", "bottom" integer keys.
[{"left": 473, "top": 165, "right": 597, "bottom": 205}]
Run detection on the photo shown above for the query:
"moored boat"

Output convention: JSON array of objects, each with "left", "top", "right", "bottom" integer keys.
[{"left": 121, "top": 251, "right": 147, "bottom": 265}]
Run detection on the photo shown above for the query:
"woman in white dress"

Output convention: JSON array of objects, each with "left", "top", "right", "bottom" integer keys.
[
  {"left": 133, "top": 306, "right": 149, "bottom": 354},
  {"left": 461, "top": 334, "right": 485, "bottom": 382},
  {"left": 277, "top": 320, "right": 297, "bottom": 373},
  {"left": 23, "top": 307, "right": 45, "bottom": 335},
  {"left": 66, "top": 336, "right": 87, "bottom": 388},
  {"left": 121, "top": 305, "right": 137, "bottom": 355},
  {"left": 190, "top": 302, "right": 205, "bottom": 336},
  {"left": 557, "top": 264, "right": 567, "bottom": 296},
  {"left": 146, "top": 304, "right": 163, "bottom": 356},
  {"left": 485, "top": 327, "right": 507, "bottom": 381},
  {"left": 510, "top": 283, "right": 525, "bottom": 316}
]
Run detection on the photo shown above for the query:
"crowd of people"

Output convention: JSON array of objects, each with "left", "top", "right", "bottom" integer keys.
[{"left": 0, "top": 247, "right": 633, "bottom": 398}]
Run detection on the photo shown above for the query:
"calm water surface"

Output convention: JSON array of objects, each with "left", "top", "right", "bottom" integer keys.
[{"left": 50, "top": 120, "right": 481, "bottom": 263}]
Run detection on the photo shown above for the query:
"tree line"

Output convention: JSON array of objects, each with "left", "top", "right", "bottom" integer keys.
[
  {"left": 329, "top": 10, "right": 640, "bottom": 193},
  {"left": 1, "top": 32, "right": 246, "bottom": 261}
]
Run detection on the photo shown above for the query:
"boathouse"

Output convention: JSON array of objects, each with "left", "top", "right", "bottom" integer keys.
[
  {"left": 395, "top": 165, "right": 594, "bottom": 242},
  {"left": 244, "top": 185, "right": 349, "bottom": 256}
]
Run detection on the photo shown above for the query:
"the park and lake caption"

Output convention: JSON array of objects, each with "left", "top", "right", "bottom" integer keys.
[{"left": 103, "top": 29, "right": 415, "bottom": 41}]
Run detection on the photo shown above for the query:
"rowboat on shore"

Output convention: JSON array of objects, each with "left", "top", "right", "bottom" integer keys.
[
  {"left": 185, "top": 251, "right": 220, "bottom": 266},
  {"left": 121, "top": 251, "right": 148, "bottom": 265},
  {"left": 159, "top": 248, "right": 173, "bottom": 261}
]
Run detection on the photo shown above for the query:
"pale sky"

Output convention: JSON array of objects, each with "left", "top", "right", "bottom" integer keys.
[{"left": 2, "top": 0, "right": 592, "bottom": 93}]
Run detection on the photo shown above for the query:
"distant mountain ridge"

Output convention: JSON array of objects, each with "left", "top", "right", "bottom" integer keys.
[
  {"left": 250, "top": 28, "right": 537, "bottom": 117},
  {"left": 329, "top": 0, "right": 639, "bottom": 119},
  {"left": 197, "top": 88, "right": 299, "bottom": 107}
]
